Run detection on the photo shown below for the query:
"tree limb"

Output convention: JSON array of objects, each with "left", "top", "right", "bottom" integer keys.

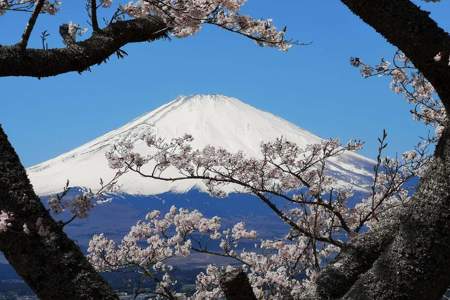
[
  {"left": 315, "top": 217, "right": 400, "bottom": 299},
  {"left": 341, "top": 125, "right": 450, "bottom": 300},
  {"left": 0, "top": 16, "right": 169, "bottom": 77},
  {"left": 0, "top": 125, "right": 118, "bottom": 299},
  {"left": 341, "top": 0, "right": 450, "bottom": 114},
  {"left": 17, "top": 0, "right": 45, "bottom": 50},
  {"left": 90, "top": 0, "right": 100, "bottom": 32},
  {"left": 313, "top": 2, "right": 450, "bottom": 299}
]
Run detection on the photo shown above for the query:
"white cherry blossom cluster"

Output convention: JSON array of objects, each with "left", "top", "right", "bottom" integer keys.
[
  {"left": 0, "top": 210, "right": 13, "bottom": 233},
  {"left": 194, "top": 265, "right": 224, "bottom": 299},
  {"left": 241, "top": 238, "right": 335, "bottom": 299},
  {"left": 98, "top": 130, "right": 429, "bottom": 298},
  {"left": 40, "top": 0, "right": 60, "bottom": 14},
  {"left": 2, "top": 0, "right": 289, "bottom": 52},
  {"left": 48, "top": 174, "right": 121, "bottom": 224},
  {"left": 351, "top": 52, "right": 446, "bottom": 137},
  {"left": 48, "top": 189, "right": 94, "bottom": 219},
  {"left": 67, "top": 22, "right": 88, "bottom": 40},
  {"left": 101, "top": 0, "right": 112, "bottom": 8},
  {"left": 106, "top": 134, "right": 363, "bottom": 199},
  {"left": 87, "top": 206, "right": 259, "bottom": 299},
  {"left": 87, "top": 204, "right": 337, "bottom": 298},
  {"left": 1, "top": 0, "right": 291, "bottom": 58},
  {"left": 119, "top": 0, "right": 291, "bottom": 50},
  {"left": 105, "top": 132, "right": 425, "bottom": 242}
]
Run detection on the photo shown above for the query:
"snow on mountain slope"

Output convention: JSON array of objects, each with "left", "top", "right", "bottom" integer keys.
[{"left": 27, "top": 94, "right": 375, "bottom": 196}]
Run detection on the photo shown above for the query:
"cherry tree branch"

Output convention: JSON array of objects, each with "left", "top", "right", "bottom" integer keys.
[
  {"left": 315, "top": 218, "right": 400, "bottom": 299},
  {"left": 125, "top": 161, "right": 346, "bottom": 247},
  {"left": 253, "top": 191, "right": 344, "bottom": 248},
  {"left": 0, "top": 126, "right": 118, "bottom": 299},
  {"left": 315, "top": 2, "right": 450, "bottom": 298},
  {"left": 341, "top": 0, "right": 450, "bottom": 113},
  {"left": 90, "top": 0, "right": 100, "bottom": 32},
  {"left": 0, "top": 16, "right": 169, "bottom": 77},
  {"left": 17, "top": 0, "right": 45, "bottom": 50}
]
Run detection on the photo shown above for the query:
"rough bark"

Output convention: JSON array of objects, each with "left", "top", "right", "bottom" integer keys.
[
  {"left": 0, "top": 16, "right": 168, "bottom": 77},
  {"left": 1, "top": 1, "right": 449, "bottom": 299},
  {"left": 0, "top": 125, "right": 118, "bottom": 299},
  {"left": 341, "top": 123, "right": 450, "bottom": 300},
  {"left": 314, "top": 1, "right": 450, "bottom": 299},
  {"left": 220, "top": 269, "right": 257, "bottom": 300},
  {"left": 315, "top": 218, "right": 400, "bottom": 299},
  {"left": 317, "top": 123, "right": 450, "bottom": 300},
  {"left": 340, "top": 0, "right": 450, "bottom": 111}
]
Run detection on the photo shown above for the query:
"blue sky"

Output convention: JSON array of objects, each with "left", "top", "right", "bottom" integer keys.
[{"left": 1, "top": 1, "right": 449, "bottom": 167}]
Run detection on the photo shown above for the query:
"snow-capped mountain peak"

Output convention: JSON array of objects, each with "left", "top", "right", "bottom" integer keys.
[{"left": 27, "top": 94, "right": 374, "bottom": 196}]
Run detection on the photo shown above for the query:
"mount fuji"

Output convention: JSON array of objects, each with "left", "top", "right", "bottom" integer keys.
[{"left": 27, "top": 94, "right": 374, "bottom": 196}]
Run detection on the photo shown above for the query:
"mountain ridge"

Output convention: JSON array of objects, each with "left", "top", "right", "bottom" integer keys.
[{"left": 27, "top": 94, "right": 374, "bottom": 196}]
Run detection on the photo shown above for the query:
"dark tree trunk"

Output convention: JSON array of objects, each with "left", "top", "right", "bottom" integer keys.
[
  {"left": 0, "top": 125, "right": 118, "bottom": 299},
  {"left": 340, "top": 0, "right": 450, "bottom": 112},
  {"left": 1, "top": 1, "right": 450, "bottom": 299},
  {"left": 315, "top": 218, "right": 400, "bottom": 299},
  {"left": 0, "top": 17, "right": 168, "bottom": 296},
  {"left": 341, "top": 124, "right": 450, "bottom": 299},
  {"left": 315, "top": 1, "right": 450, "bottom": 299},
  {"left": 220, "top": 269, "right": 257, "bottom": 300}
]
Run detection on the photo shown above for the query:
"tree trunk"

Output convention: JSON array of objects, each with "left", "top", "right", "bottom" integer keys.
[
  {"left": 311, "top": 2, "right": 450, "bottom": 298},
  {"left": 340, "top": 0, "right": 450, "bottom": 112},
  {"left": 220, "top": 269, "right": 257, "bottom": 300},
  {"left": 340, "top": 123, "right": 450, "bottom": 300},
  {"left": 316, "top": 126, "right": 450, "bottom": 300},
  {"left": 0, "top": 125, "right": 118, "bottom": 299},
  {"left": 315, "top": 218, "right": 400, "bottom": 299}
]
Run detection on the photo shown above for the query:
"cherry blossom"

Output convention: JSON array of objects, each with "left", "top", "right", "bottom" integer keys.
[
  {"left": 0, "top": 211, "right": 12, "bottom": 233},
  {"left": 47, "top": 172, "right": 122, "bottom": 226},
  {"left": 88, "top": 206, "right": 258, "bottom": 299},
  {"left": 117, "top": 0, "right": 291, "bottom": 50},
  {"left": 101, "top": 0, "right": 112, "bottom": 8},
  {"left": 67, "top": 22, "right": 88, "bottom": 40},
  {"left": 1, "top": 0, "right": 290, "bottom": 52},
  {"left": 88, "top": 127, "right": 430, "bottom": 298},
  {"left": 351, "top": 51, "right": 446, "bottom": 138},
  {"left": 88, "top": 203, "right": 335, "bottom": 298}
]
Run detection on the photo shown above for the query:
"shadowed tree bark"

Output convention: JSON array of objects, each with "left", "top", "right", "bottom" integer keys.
[
  {"left": 0, "top": 126, "right": 118, "bottom": 299},
  {"left": 341, "top": 0, "right": 450, "bottom": 112},
  {"left": 0, "top": 12, "right": 169, "bottom": 300},
  {"left": 343, "top": 125, "right": 450, "bottom": 298},
  {"left": 0, "top": 3, "right": 277, "bottom": 298},
  {"left": 1, "top": 1, "right": 450, "bottom": 299},
  {"left": 0, "top": 15, "right": 168, "bottom": 77},
  {"left": 316, "top": 1, "right": 450, "bottom": 299},
  {"left": 220, "top": 269, "right": 258, "bottom": 300}
]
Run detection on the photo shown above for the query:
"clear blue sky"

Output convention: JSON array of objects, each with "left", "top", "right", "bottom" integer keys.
[{"left": 1, "top": 1, "right": 449, "bottom": 167}]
